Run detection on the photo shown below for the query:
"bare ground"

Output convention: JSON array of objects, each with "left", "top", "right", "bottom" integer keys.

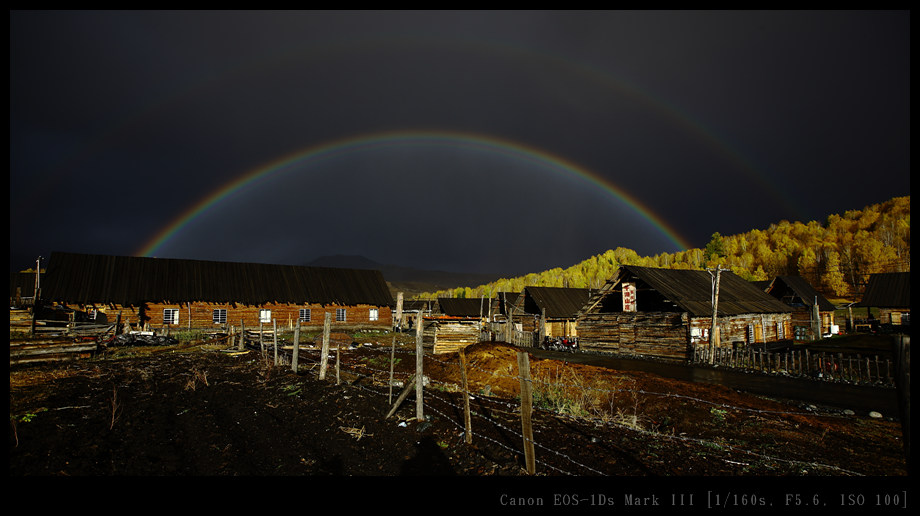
[{"left": 9, "top": 336, "right": 909, "bottom": 508}]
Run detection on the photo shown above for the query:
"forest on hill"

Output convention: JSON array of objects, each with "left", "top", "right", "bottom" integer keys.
[{"left": 423, "top": 196, "right": 910, "bottom": 301}]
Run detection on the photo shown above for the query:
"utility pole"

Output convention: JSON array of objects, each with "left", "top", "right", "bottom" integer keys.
[{"left": 707, "top": 264, "right": 729, "bottom": 364}]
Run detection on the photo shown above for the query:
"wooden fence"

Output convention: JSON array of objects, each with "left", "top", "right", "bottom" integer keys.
[{"left": 692, "top": 344, "right": 897, "bottom": 386}]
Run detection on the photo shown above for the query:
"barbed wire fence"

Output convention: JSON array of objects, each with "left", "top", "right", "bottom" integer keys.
[{"left": 247, "top": 328, "right": 905, "bottom": 476}]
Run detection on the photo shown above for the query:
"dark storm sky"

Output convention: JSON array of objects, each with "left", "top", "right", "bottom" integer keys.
[{"left": 10, "top": 10, "right": 910, "bottom": 276}]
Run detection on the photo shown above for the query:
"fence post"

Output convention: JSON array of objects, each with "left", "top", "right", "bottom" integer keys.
[
  {"left": 893, "top": 335, "right": 909, "bottom": 472},
  {"left": 416, "top": 312, "right": 424, "bottom": 422},
  {"left": 319, "top": 312, "right": 331, "bottom": 380},
  {"left": 292, "top": 320, "right": 300, "bottom": 373},
  {"left": 273, "top": 319, "right": 279, "bottom": 366},
  {"left": 517, "top": 350, "right": 536, "bottom": 475},
  {"left": 389, "top": 335, "right": 396, "bottom": 405},
  {"left": 238, "top": 320, "right": 245, "bottom": 351},
  {"left": 459, "top": 348, "right": 472, "bottom": 444}
]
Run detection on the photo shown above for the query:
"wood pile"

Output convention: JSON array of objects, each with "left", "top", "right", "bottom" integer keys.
[{"left": 10, "top": 338, "right": 99, "bottom": 366}]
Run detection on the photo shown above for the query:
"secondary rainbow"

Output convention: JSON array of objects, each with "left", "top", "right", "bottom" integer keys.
[{"left": 138, "top": 130, "right": 693, "bottom": 258}]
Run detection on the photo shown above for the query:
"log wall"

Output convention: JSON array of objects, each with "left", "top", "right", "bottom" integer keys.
[
  {"left": 577, "top": 312, "right": 689, "bottom": 360},
  {"left": 432, "top": 320, "right": 481, "bottom": 354},
  {"left": 53, "top": 301, "right": 392, "bottom": 332}
]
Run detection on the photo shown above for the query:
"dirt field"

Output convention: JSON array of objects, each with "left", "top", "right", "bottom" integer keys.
[{"left": 9, "top": 335, "right": 909, "bottom": 504}]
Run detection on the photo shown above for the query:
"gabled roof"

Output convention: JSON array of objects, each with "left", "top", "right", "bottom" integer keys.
[
  {"left": 764, "top": 276, "right": 836, "bottom": 311},
  {"left": 582, "top": 265, "right": 791, "bottom": 317},
  {"left": 42, "top": 252, "right": 394, "bottom": 307},
  {"left": 518, "top": 286, "right": 592, "bottom": 318},
  {"left": 437, "top": 297, "right": 487, "bottom": 318},
  {"left": 858, "top": 272, "right": 910, "bottom": 308},
  {"left": 10, "top": 272, "right": 37, "bottom": 298}
]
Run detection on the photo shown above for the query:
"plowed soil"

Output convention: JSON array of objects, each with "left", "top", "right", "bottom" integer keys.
[{"left": 9, "top": 336, "right": 908, "bottom": 506}]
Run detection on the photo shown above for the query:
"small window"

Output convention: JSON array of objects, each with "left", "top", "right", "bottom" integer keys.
[
  {"left": 299, "top": 308, "right": 311, "bottom": 322},
  {"left": 164, "top": 308, "right": 179, "bottom": 325},
  {"left": 336, "top": 308, "right": 346, "bottom": 322},
  {"left": 213, "top": 309, "right": 227, "bottom": 324},
  {"left": 260, "top": 309, "right": 272, "bottom": 323},
  {"left": 369, "top": 308, "right": 378, "bottom": 322}
]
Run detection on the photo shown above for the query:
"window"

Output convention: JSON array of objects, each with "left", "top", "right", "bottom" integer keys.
[
  {"left": 260, "top": 309, "right": 272, "bottom": 323},
  {"left": 369, "top": 308, "right": 378, "bottom": 322},
  {"left": 299, "top": 308, "right": 311, "bottom": 322},
  {"left": 336, "top": 308, "right": 346, "bottom": 322},
  {"left": 213, "top": 309, "right": 227, "bottom": 324},
  {"left": 164, "top": 308, "right": 179, "bottom": 325}
]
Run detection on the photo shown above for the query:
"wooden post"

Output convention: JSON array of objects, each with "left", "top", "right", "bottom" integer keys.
[
  {"left": 273, "top": 319, "right": 279, "bottom": 366},
  {"left": 319, "top": 312, "right": 332, "bottom": 381},
  {"left": 335, "top": 339, "right": 341, "bottom": 385},
  {"left": 238, "top": 320, "right": 245, "bottom": 351},
  {"left": 459, "top": 348, "right": 472, "bottom": 444},
  {"left": 386, "top": 375, "right": 416, "bottom": 419},
  {"left": 538, "top": 308, "right": 546, "bottom": 346},
  {"left": 395, "top": 292, "right": 404, "bottom": 332},
  {"left": 291, "top": 320, "right": 300, "bottom": 373},
  {"left": 416, "top": 312, "right": 424, "bottom": 422},
  {"left": 517, "top": 350, "right": 535, "bottom": 475},
  {"left": 893, "top": 334, "right": 909, "bottom": 472},
  {"left": 388, "top": 335, "right": 396, "bottom": 404},
  {"left": 708, "top": 265, "right": 725, "bottom": 364},
  {"left": 260, "top": 322, "right": 265, "bottom": 354}
]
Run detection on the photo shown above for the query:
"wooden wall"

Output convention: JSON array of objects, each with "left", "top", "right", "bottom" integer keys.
[
  {"left": 54, "top": 301, "right": 392, "bottom": 332},
  {"left": 579, "top": 311, "right": 793, "bottom": 360},
  {"left": 577, "top": 312, "right": 689, "bottom": 360},
  {"left": 431, "top": 319, "right": 482, "bottom": 354},
  {"left": 688, "top": 313, "right": 792, "bottom": 347}
]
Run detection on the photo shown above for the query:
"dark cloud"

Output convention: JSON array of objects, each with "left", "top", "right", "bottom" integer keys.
[{"left": 10, "top": 11, "right": 909, "bottom": 275}]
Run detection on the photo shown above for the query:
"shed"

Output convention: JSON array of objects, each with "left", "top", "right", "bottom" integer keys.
[
  {"left": 512, "top": 286, "right": 592, "bottom": 338},
  {"left": 577, "top": 265, "right": 792, "bottom": 360},
  {"left": 761, "top": 276, "right": 838, "bottom": 339},
  {"left": 424, "top": 297, "right": 487, "bottom": 354},
  {"left": 858, "top": 272, "right": 910, "bottom": 327},
  {"left": 40, "top": 252, "right": 394, "bottom": 332}
]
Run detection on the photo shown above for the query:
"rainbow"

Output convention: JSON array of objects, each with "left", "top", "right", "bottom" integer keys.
[{"left": 138, "top": 130, "right": 693, "bottom": 257}]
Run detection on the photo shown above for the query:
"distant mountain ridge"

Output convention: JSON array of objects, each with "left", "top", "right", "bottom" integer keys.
[{"left": 306, "top": 255, "right": 501, "bottom": 297}]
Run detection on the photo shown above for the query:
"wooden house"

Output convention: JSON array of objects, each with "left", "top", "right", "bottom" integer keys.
[
  {"left": 511, "top": 286, "right": 592, "bottom": 339},
  {"left": 858, "top": 272, "right": 910, "bottom": 328},
  {"left": 39, "top": 252, "right": 394, "bottom": 333},
  {"left": 760, "top": 276, "right": 838, "bottom": 340},
  {"left": 425, "top": 297, "right": 487, "bottom": 354},
  {"left": 576, "top": 265, "right": 792, "bottom": 360}
]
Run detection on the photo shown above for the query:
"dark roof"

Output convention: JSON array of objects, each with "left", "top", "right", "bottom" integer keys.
[
  {"left": 765, "top": 276, "right": 837, "bottom": 311},
  {"left": 42, "top": 252, "right": 394, "bottom": 307},
  {"left": 859, "top": 272, "right": 910, "bottom": 308},
  {"left": 583, "top": 265, "right": 791, "bottom": 317},
  {"left": 437, "top": 297, "right": 487, "bottom": 318},
  {"left": 10, "top": 272, "right": 38, "bottom": 298},
  {"left": 401, "top": 299, "right": 436, "bottom": 312},
  {"left": 519, "top": 286, "right": 592, "bottom": 318}
]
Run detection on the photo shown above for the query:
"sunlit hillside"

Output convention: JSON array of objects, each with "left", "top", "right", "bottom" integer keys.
[{"left": 421, "top": 196, "right": 910, "bottom": 301}]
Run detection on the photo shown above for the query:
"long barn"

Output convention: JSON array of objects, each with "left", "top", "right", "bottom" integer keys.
[
  {"left": 39, "top": 252, "right": 394, "bottom": 332},
  {"left": 577, "top": 265, "right": 793, "bottom": 360}
]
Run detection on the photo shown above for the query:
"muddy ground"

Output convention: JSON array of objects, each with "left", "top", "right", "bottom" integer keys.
[{"left": 9, "top": 335, "right": 909, "bottom": 508}]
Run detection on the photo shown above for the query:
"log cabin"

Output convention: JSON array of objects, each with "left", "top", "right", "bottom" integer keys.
[
  {"left": 759, "top": 275, "right": 838, "bottom": 340},
  {"left": 576, "top": 265, "right": 793, "bottom": 360},
  {"left": 38, "top": 252, "right": 394, "bottom": 333},
  {"left": 425, "top": 297, "right": 487, "bottom": 354},
  {"left": 858, "top": 271, "right": 910, "bottom": 328},
  {"left": 511, "top": 286, "right": 593, "bottom": 339}
]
